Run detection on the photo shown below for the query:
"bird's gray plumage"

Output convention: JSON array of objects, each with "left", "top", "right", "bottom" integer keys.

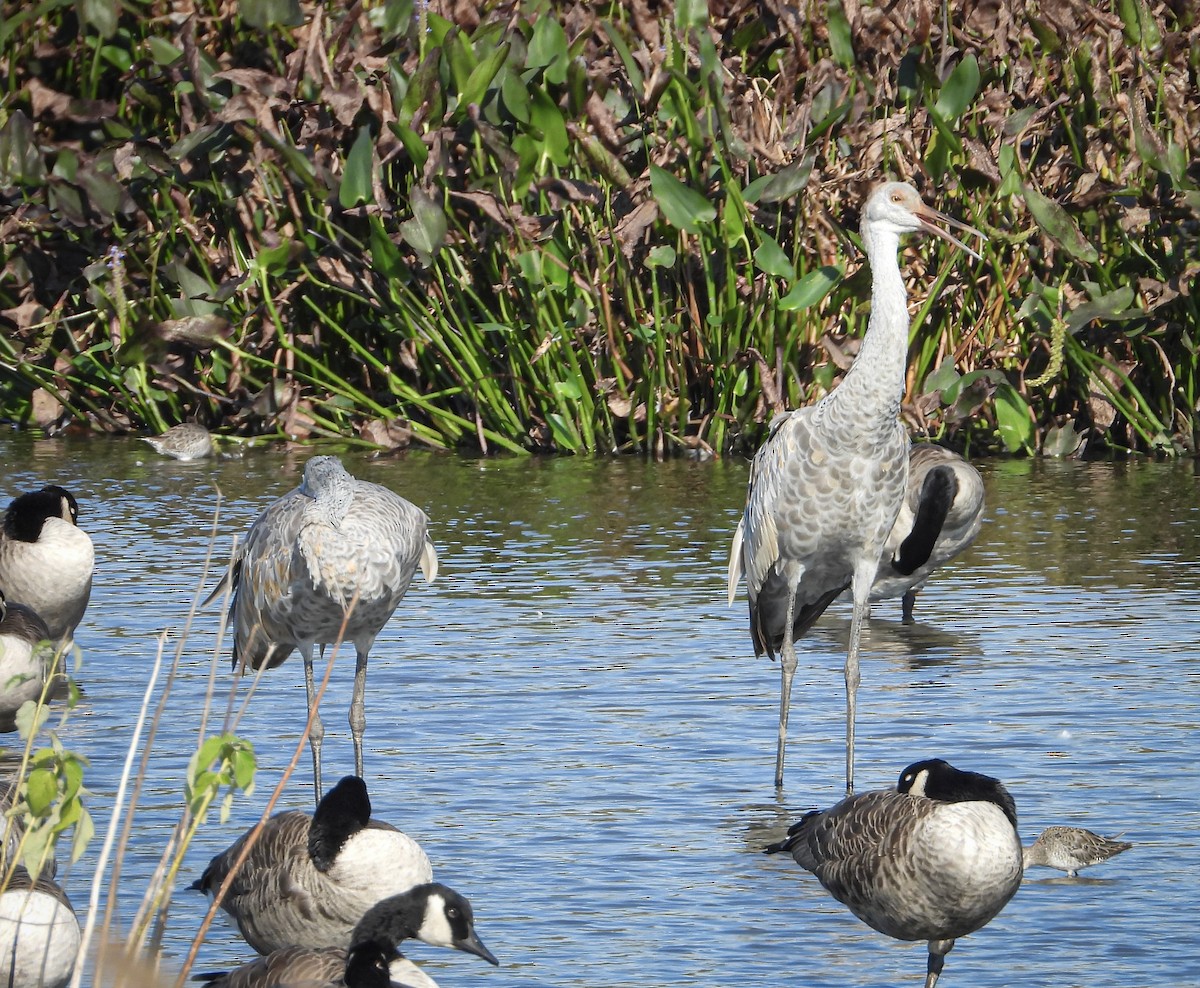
[
  {"left": 195, "top": 882, "right": 497, "bottom": 988},
  {"left": 210, "top": 456, "right": 437, "bottom": 797},
  {"left": 1023, "top": 825, "right": 1132, "bottom": 877},
  {"left": 766, "top": 758, "right": 1021, "bottom": 988},
  {"left": 729, "top": 183, "right": 983, "bottom": 793},
  {"left": 0, "top": 591, "right": 67, "bottom": 734},
  {"left": 191, "top": 944, "right": 439, "bottom": 988},
  {"left": 191, "top": 776, "right": 432, "bottom": 955},
  {"left": 0, "top": 486, "right": 93, "bottom": 645},
  {"left": 0, "top": 866, "right": 80, "bottom": 988},
  {"left": 871, "top": 444, "right": 985, "bottom": 621},
  {"left": 140, "top": 422, "right": 214, "bottom": 460}
]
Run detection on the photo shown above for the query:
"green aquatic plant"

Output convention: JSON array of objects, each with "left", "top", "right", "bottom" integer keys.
[{"left": 0, "top": 0, "right": 1196, "bottom": 456}]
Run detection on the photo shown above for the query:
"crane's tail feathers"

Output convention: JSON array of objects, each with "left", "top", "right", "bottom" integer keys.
[
  {"left": 420, "top": 536, "right": 438, "bottom": 584},
  {"left": 202, "top": 569, "right": 231, "bottom": 608},
  {"left": 727, "top": 516, "right": 745, "bottom": 606}
]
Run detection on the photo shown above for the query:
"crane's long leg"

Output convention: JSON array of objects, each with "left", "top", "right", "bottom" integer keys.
[
  {"left": 775, "top": 585, "right": 799, "bottom": 790},
  {"left": 349, "top": 647, "right": 370, "bottom": 780},
  {"left": 303, "top": 644, "right": 326, "bottom": 803},
  {"left": 845, "top": 564, "right": 874, "bottom": 796}
]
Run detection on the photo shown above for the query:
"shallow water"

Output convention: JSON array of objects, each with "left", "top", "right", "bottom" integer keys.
[{"left": 1, "top": 433, "right": 1198, "bottom": 987}]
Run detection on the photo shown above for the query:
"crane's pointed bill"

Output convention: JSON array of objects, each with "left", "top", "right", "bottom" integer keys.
[{"left": 913, "top": 205, "right": 985, "bottom": 261}]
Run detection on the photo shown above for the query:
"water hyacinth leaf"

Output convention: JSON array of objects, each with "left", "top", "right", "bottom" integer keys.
[
  {"left": 650, "top": 165, "right": 716, "bottom": 233},
  {"left": 461, "top": 42, "right": 510, "bottom": 109},
  {"left": 1002, "top": 105, "right": 1040, "bottom": 137},
  {"left": 339, "top": 126, "right": 375, "bottom": 208},
  {"left": 1027, "top": 18, "right": 1063, "bottom": 53},
  {"left": 733, "top": 367, "right": 748, "bottom": 397},
  {"left": 754, "top": 234, "right": 793, "bottom": 280},
  {"left": 1065, "top": 286, "right": 1139, "bottom": 332},
  {"left": 546, "top": 412, "right": 582, "bottom": 450},
  {"left": 553, "top": 379, "right": 583, "bottom": 401},
  {"left": 1022, "top": 184, "right": 1099, "bottom": 263},
  {"left": 744, "top": 155, "right": 815, "bottom": 204},
  {"left": 146, "top": 35, "right": 183, "bottom": 65},
  {"left": 500, "top": 67, "right": 531, "bottom": 123},
  {"left": 370, "top": 216, "right": 406, "bottom": 280},
  {"left": 646, "top": 245, "right": 677, "bottom": 268},
  {"left": 399, "top": 50, "right": 439, "bottom": 127},
  {"left": 528, "top": 15, "right": 569, "bottom": 85},
  {"left": 1118, "top": 0, "right": 1161, "bottom": 48},
  {"left": 1043, "top": 419, "right": 1086, "bottom": 457},
  {"left": 529, "top": 88, "right": 570, "bottom": 166},
  {"left": 239, "top": 0, "right": 302, "bottom": 28},
  {"left": 934, "top": 55, "right": 980, "bottom": 120},
  {"left": 993, "top": 381, "right": 1035, "bottom": 453},
  {"left": 0, "top": 110, "right": 47, "bottom": 185},
  {"left": 445, "top": 30, "right": 477, "bottom": 97},
  {"left": 676, "top": 0, "right": 708, "bottom": 29},
  {"left": 76, "top": 165, "right": 130, "bottom": 221},
  {"left": 399, "top": 187, "right": 448, "bottom": 267},
  {"left": 778, "top": 265, "right": 842, "bottom": 311},
  {"left": 79, "top": 0, "right": 119, "bottom": 36},
  {"left": 390, "top": 120, "right": 428, "bottom": 171},
  {"left": 827, "top": 0, "right": 854, "bottom": 66},
  {"left": 923, "top": 357, "right": 961, "bottom": 394}
]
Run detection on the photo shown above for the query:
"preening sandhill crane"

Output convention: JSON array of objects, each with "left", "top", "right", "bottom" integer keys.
[
  {"left": 871, "top": 444, "right": 985, "bottom": 622},
  {"left": 765, "top": 758, "right": 1022, "bottom": 988},
  {"left": 728, "top": 182, "right": 983, "bottom": 794},
  {"left": 208, "top": 456, "right": 437, "bottom": 800}
]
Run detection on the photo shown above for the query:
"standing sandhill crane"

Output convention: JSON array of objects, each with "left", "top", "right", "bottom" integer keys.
[
  {"left": 871, "top": 444, "right": 985, "bottom": 621},
  {"left": 765, "top": 758, "right": 1022, "bottom": 988},
  {"left": 728, "top": 182, "right": 983, "bottom": 794},
  {"left": 209, "top": 456, "right": 437, "bottom": 800},
  {"left": 1023, "top": 825, "right": 1132, "bottom": 877},
  {"left": 0, "top": 486, "right": 94, "bottom": 646}
]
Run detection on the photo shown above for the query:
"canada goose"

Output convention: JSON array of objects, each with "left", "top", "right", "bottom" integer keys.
[
  {"left": 871, "top": 445, "right": 985, "bottom": 621},
  {"left": 194, "top": 881, "right": 497, "bottom": 987},
  {"left": 140, "top": 422, "right": 214, "bottom": 460},
  {"left": 0, "top": 866, "right": 81, "bottom": 988},
  {"left": 0, "top": 591, "right": 64, "bottom": 733},
  {"left": 765, "top": 758, "right": 1022, "bottom": 988},
  {"left": 727, "top": 184, "right": 984, "bottom": 793},
  {"left": 0, "top": 486, "right": 93, "bottom": 645},
  {"left": 208, "top": 456, "right": 437, "bottom": 798},
  {"left": 1023, "top": 825, "right": 1132, "bottom": 877},
  {"left": 191, "top": 943, "right": 438, "bottom": 988},
  {"left": 191, "top": 776, "right": 433, "bottom": 955}
]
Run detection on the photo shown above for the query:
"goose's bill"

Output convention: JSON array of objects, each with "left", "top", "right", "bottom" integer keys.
[
  {"left": 456, "top": 930, "right": 499, "bottom": 966},
  {"left": 914, "top": 205, "right": 985, "bottom": 261}
]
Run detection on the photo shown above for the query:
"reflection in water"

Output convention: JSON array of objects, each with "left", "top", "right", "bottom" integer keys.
[{"left": 0, "top": 434, "right": 1197, "bottom": 987}]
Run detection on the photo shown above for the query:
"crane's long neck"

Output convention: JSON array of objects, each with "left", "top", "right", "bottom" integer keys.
[{"left": 822, "top": 225, "right": 910, "bottom": 437}]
